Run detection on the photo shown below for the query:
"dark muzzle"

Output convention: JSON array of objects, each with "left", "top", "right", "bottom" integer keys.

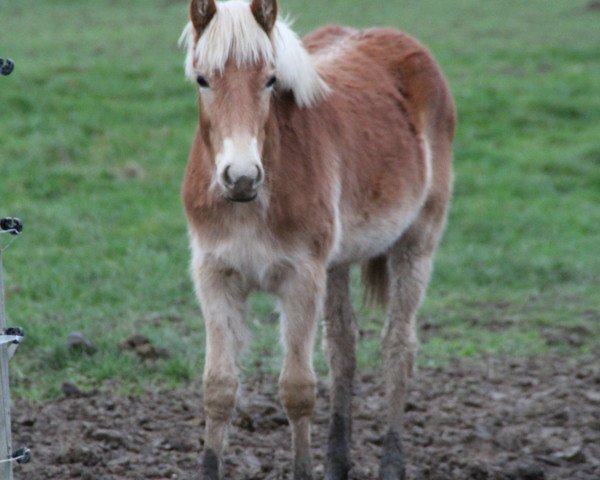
[
  {"left": 223, "top": 166, "right": 261, "bottom": 202},
  {"left": 229, "top": 175, "right": 256, "bottom": 202}
]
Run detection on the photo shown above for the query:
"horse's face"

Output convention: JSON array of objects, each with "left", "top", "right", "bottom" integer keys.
[
  {"left": 197, "top": 62, "right": 276, "bottom": 202},
  {"left": 188, "top": 0, "right": 279, "bottom": 203}
]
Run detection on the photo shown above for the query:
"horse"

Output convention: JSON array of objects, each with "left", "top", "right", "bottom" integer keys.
[{"left": 180, "top": 0, "right": 455, "bottom": 478}]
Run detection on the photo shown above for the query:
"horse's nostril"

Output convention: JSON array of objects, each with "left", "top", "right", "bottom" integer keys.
[
  {"left": 222, "top": 166, "right": 234, "bottom": 187},
  {"left": 254, "top": 166, "right": 263, "bottom": 185}
]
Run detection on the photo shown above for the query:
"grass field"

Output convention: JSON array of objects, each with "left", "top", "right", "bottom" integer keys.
[{"left": 1, "top": 0, "right": 599, "bottom": 400}]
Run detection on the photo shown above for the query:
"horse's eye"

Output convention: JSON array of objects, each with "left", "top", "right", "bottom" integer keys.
[
  {"left": 197, "top": 75, "right": 210, "bottom": 88},
  {"left": 265, "top": 75, "right": 277, "bottom": 89}
]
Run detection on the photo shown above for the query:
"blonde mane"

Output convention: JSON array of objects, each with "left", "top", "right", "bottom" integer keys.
[{"left": 179, "top": 0, "right": 329, "bottom": 107}]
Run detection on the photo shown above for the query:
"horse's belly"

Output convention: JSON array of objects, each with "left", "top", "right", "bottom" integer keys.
[{"left": 330, "top": 205, "right": 419, "bottom": 265}]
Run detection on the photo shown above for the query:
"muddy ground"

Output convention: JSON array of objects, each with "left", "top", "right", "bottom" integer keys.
[{"left": 12, "top": 354, "right": 600, "bottom": 479}]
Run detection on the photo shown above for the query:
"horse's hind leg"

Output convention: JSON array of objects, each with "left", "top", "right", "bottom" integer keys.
[
  {"left": 379, "top": 215, "right": 444, "bottom": 480},
  {"left": 193, "top": 257, "right": 248, "bottom": 480},
  {"left": 323, "top": 266, "right": 358, "bottom": 480}
]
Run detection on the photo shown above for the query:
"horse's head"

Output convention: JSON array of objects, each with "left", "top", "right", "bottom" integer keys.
[
  {"left": 183, "top": 0, "right": 278, "bottom": 202},
  {"left": 182, "top": 0, "right": 329, "bottom": 203}
]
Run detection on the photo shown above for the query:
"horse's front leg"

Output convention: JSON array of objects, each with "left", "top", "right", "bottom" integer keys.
[
  {"left": 276, "top": 263, "right": 326, "bottom": 480},
  {"left": 193, "top": 256, "right": 248, "bottom": 480}
]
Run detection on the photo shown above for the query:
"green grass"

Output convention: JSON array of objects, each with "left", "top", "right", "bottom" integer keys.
[{"left": 1, "top": 0, "right": 599, "bottom": 400}]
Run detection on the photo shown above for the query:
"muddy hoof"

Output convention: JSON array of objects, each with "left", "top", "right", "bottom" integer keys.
[
  {"left": 293, "top": 463, "right": 313, "bottom": 480},
  {"left": 379, "top": 430, "right": 405, "bottom": 480},
  {"left": 201, "top": 449, "right": 220, "bottom": 480},
  {"left": 325, "top": 463, "right": 350, "bottom": 480},
  {"left": 325, "top": 413, "right": 351, "bottom": 480}
]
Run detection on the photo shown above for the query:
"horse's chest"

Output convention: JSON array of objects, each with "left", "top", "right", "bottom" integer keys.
[{"left": 193, "top": 222, "right": 299, "bottom": 291}]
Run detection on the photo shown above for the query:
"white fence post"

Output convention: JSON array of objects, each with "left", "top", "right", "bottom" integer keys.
[
  {"left": 2, "top": 59, "right": 26, "bottom": 477},
  {"left": 0, "top": 250, "right": 13, "bottom": 480}
]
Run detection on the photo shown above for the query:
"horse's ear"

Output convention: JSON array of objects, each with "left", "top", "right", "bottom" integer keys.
[
  {"left": 250, "top": 0, "right": 278, "bottom": 34},
  {"left": 190, "top": 0, "right": 217, "bottom": 35}
]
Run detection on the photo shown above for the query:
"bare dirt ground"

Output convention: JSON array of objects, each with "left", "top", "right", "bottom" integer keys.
[{"left": 12, "top": 354, "right": 600, "bottom": 479}]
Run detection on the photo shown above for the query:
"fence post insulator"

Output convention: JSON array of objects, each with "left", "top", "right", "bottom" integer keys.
[
  {"left": 0, "top": 218, "right": 23, "bottom": 236},
  {"left": 0, "top": 58, "right": 15, "bottom": 76}
]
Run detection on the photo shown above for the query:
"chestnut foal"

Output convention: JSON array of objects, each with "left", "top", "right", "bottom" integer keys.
[{"left": 180, "top": 0, "right": 455, "bottom": 478}]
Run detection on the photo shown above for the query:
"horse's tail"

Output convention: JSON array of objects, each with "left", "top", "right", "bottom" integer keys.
[{"left": 361, "top": 254, "right": 389, "bottom": 310}]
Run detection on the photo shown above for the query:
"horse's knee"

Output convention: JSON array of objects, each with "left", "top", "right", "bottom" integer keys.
[
  {"left": 382, "top": 324, "right": 418, "bottom": 375},
  {"left": 203, "top": 375, "right": 238, "bottom": 421},
  {"left": 405, "top": 341, "right": 417, "bottom": 375},
  {"left": 393, "top": 338, "right": 417, "bottom": 376},
  {"left": 279, "top": 375, "right": 316, "bottom": 421}
]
